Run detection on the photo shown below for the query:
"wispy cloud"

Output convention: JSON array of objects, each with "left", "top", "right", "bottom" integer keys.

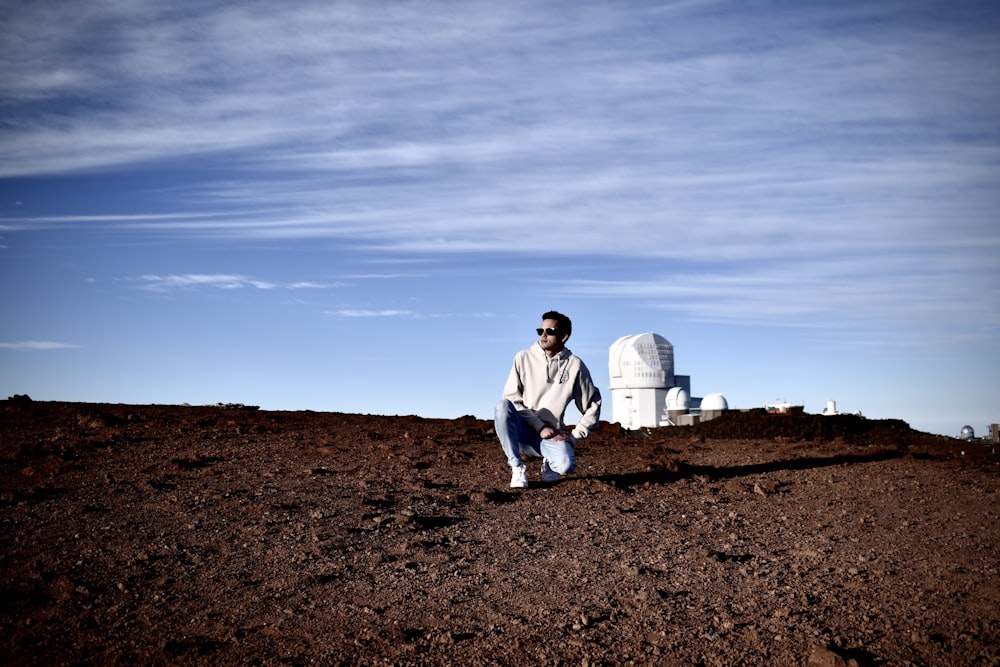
[
  {"left": 287, "top": 281, "right": 346, "bottom": 289},
  {"left": 553, "top": 250, "right": 1000, "bottom": 345},
  {"left": 131, "top": 274, "right": 350, "bottom": 293},
  {"left": 135, "top": 274, "right": 277, "bottom": 292},
  {"left": 2, "top": 1, "right": 998, "bottom": 336},
  {"left": 0, "top": 212, "right": 237, "bottom": 236},
  {"left": 327, "top": 309, "right": 415, "bottom": 318},
  {"left": 324, "top": 308, "right": 495, "bottom": 320},
  {"left": 0, "top": 341, "right": 80, "bottom": 351}
]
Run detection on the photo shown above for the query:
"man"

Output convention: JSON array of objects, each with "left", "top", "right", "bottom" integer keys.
[{"left": 495, "top": 311, "right": 602, "bottom": 488}]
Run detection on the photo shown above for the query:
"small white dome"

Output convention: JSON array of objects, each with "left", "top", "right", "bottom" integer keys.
[
  {"left": 666, "top": 386, "right": 690, "bottom": 410},
  {"left": 960, "top": 425, "right": 975, "bottom": 440},
  {"left": 701, "top": 392, "right": 728, "bottom": 412}
]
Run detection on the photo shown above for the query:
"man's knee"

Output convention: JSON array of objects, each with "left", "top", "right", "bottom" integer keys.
[
  {"left": 549, "top": 449, "right": 576, "bottom": 475},
  {"left": 552, "top": 460, "right": 575, "bottom": 475}
]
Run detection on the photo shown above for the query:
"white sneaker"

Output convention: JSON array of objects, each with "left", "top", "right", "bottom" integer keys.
[
  {"left": 541, "top": 460, "right": 560, "bottom": 483},
  {"left": 510, "top": 465, "right": 528, "bottom": 488}
]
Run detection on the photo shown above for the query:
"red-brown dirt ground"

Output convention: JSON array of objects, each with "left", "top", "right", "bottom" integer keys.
[{"left": 2, "top": 398, "right": 998, "bottom": 666}]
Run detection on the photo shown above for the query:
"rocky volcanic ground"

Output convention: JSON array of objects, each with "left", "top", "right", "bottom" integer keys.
[{"left": 1, "top": 398, "right": 998, "bottom": 666}]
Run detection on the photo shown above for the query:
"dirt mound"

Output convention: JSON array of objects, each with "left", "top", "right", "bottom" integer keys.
[
  {"left": 692, "top": 411, "right": 912, "bottom": 445},
  {"left": 1, "top": 401, "right": 997, "bottom": 665},
  {"left": 636, "top": 409, "right": 989, "bottom": 461}
]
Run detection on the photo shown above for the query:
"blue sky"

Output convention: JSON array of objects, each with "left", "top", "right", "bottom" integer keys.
[{"left": 1, "top": 0, "right": 998, "bottom": 437}]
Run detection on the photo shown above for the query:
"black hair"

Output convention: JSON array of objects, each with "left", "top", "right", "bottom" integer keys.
[{"left": 542, "top": 310, "right": 572, "bottom": 337}]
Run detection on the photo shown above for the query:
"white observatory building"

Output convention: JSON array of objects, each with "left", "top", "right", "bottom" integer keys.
[{"left": 609, "top": 332, "right": 726, "bottom": 429}]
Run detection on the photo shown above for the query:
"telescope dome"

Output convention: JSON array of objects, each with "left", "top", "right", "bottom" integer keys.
[{"left": 608, "top": 333, "right": 674, "bottom": 390}]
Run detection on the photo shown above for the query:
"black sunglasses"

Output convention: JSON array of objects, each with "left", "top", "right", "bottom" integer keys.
[{"left": 536, "top": 327, "right": 560, "bottom": 336}]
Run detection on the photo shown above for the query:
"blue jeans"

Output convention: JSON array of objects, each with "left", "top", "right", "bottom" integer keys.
[{"left": 494, "top": 399, "right": 576, "bottom": 474}]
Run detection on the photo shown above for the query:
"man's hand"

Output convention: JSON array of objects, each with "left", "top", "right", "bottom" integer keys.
[{"left": 539, "top": 427, "right": 569, "bottom": 441}]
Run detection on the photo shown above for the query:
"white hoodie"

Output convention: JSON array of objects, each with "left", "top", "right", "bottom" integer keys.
[{"left": 502, "top": 343, "right": 602, "bottom": 441}]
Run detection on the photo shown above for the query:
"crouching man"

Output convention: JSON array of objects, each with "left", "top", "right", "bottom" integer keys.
[{"left": 495, "top": 311, "right": 601, "bottom": 488}]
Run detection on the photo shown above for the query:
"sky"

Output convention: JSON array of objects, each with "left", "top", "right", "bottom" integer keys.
[{"left": 1, "top": 0, "right": 998, "bottom": 438}]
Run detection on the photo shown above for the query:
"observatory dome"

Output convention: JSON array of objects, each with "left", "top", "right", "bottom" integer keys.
[
  {"left": 700, "top": 392, "right": 728, "bottom": 422},
  {"left": 608, "top": 333, "right": 675, "bottom": 390},
  {"left": 665, "top": 386, "right": 690, "bottom": 411},
  {"left": 960, "top": 425, "right": 975, "bottom": 440},
  {"left": 701, "top": 393, "right": 728, "bottom": 412}
]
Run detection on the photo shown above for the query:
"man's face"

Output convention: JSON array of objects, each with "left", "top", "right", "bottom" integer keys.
[{"left": 537, "top": 318, "right": 568, "bottom": 356}]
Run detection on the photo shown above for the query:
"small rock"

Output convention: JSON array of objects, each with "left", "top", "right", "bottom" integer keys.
[{"left": 807, "top": 646, "right": 847, "bottom": 667}]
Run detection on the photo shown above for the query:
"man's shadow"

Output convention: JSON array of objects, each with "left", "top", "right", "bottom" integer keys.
[{"left": 583, "top": 448, "right": 908, "bottom": 491}]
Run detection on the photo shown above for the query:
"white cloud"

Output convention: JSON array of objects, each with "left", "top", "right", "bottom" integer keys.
[
  {"left": 287, "top": 282, "right": 344, "bottom": 289},
  {"left": 129, "top": 275, "right": 355, "bottom": 292},
  {"left": 553, "top": 250, "right": 1000, "bottom": 345},
  {"left": 0, "top": 341, "right": 80, "bottom": 351},
  {"left": 2, "top": 2, "right": 996, "bottom": 262},
  {"left": 324, "top": 308, "right": 496, "bottom": 320},
  {"left": 326, "top": 309, "right": 415, "bottom": 318},
  {"left": 2, "top": 1, "right": 998, "bottom": 338},
  {"left": 136, "top": 274, "right": 277, "bottom": 291}
]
